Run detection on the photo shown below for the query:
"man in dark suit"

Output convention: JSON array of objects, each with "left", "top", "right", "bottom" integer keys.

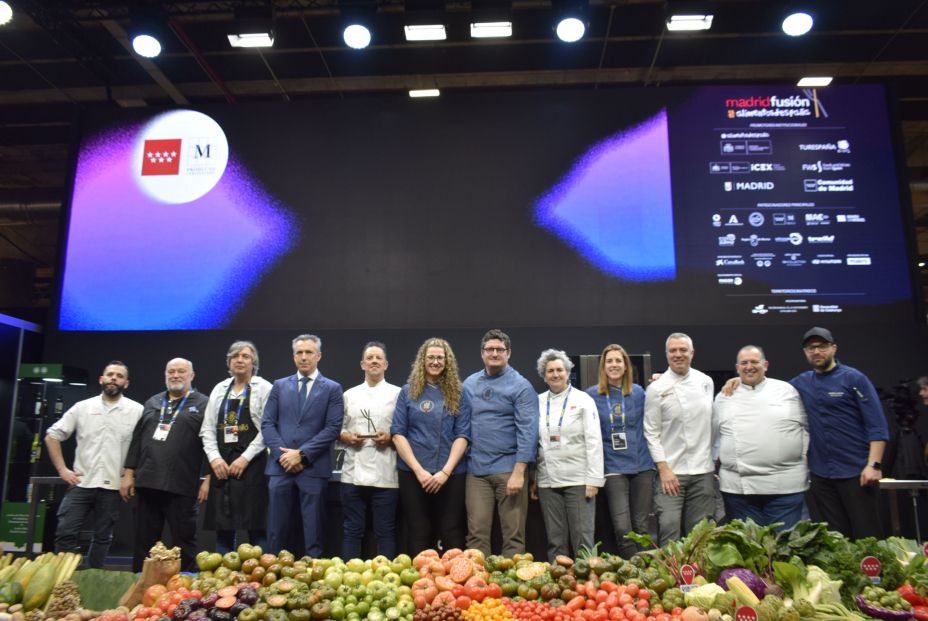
[{"left": 261, "top": 334, "right": 344, "bottom": 556}]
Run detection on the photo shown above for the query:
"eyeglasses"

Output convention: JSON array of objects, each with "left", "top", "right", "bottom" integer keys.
[
  {"left": 803, "top": 342, "right": 833, "bottom": 352},
  {"left": 425, "top": 355, "right": 445, "bottom": 362},
  {"left": 482, "top": 347, "right": 508, "bottom": 354}
]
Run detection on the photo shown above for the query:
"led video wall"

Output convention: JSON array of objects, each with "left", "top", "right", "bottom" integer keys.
[{"left": 57, "top": 85, "right": 914, "bottom": 331}]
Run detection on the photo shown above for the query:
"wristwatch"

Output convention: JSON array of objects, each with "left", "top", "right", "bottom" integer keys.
[{"left": 868, "top": 461, "right": 882, "bottom": 469}]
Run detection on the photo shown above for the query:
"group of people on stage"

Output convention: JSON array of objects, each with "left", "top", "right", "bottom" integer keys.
[{"left": 44, "top": 326, "right": 898, "bottom": 571}]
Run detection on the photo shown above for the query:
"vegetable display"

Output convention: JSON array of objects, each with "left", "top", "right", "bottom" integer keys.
[{"left": 6, "top": 522, "right": 926, "bottom": 621}]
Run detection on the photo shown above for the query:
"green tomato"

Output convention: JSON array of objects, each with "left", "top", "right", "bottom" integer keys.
[
  {"left": 385, "top": 608, "right": 401, "bottom": 620},
  {"left": 382, "top": 573, "right": 402, "bottom": 587},
  {"left": 346, "top": 559, "right": 368, "bottom": 573},
  {"left": 397, "top": 601, "right": 415, "bottom": 616},
  {"left": 324, "top": 573, "right": 343, "bottom": 589},
  {"left": 391, "top": 555, "right": 412, "bottom": 573},
  {"left": 399, "top": 569, "right": 419, "bottom": 587}
]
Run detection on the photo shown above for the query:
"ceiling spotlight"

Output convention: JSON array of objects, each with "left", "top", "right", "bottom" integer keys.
[
  {"left": 343, "top": 24, "right": 372, "bottom": 48},
  {"left": 782, "top": 11, "right": 813, "bottom": 36},
  {"left": 227, "top": 5, "right": 275, "bottom": 48},
  {"left": 665, "top": 0, "right": 713, "bottom": 31},
  {"left": 404, "top": 24, "right": 446, "bottom": 41},
  {"left": 227, "top": 32, "right": 275, "bottom": 48},
  {"left": 0, "top": 1, "right": 13, "bottom": 26},
  {"left": 404, "top": 0, "right": 446, "bottom": 41},
  {"left": 552, "top": 0, "right": 588, "bottom": 42},
  {"left": 471, "top": 0, "right": 512, "bottom": 39},
  {"left": 797, "top": 76, "right": 832, "bottom": 87},
  {"left": 471, "top": 21, "right": 512, "bottom": 38},
  {"left": 409, "top": 89, "right": 440, "bottom": 98},
  {"left": 666, "top": 14, "right": 713, "bottom": 31},
  {"left": 555, "top": 17, "right": 585, "bottom": 42},
  {"left": 132, "top": 34, "right": 162, "bottom": 58}
]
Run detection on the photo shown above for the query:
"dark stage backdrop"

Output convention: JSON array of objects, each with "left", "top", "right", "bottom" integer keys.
[{"left": 55, "top": 85, "right": 918, "bottom": 333}]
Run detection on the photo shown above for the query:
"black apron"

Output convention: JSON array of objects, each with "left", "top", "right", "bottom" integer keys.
[{"left": 204, "top": 389, "right": 269, "bottom": 530}]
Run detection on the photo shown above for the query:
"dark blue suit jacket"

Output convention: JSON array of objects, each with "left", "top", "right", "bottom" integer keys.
[{"left": 261, "top": 372, "right": 344, "bottom": 478}]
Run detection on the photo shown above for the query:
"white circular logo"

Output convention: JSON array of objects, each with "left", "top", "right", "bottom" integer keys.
[
  {"left": 789, "top": 232, "right": 804, "bottom": 245},
  {"left": 749, "top": 212, "right": 764, "bottom": 226},
  {"left": 420, "top": 400, "right": 435, "bottom": 413},
  {"left": 133, "top": 110, "right": 228, "bottom": 204}
]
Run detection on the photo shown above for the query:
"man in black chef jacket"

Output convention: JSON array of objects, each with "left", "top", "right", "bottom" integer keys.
[{"left": 120, "top": 358, "right": 210, "bottom": 571}]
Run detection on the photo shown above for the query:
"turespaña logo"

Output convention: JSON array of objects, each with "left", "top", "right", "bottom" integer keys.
[{"left": 133, "top": 110, "right": 229, "bottom": 203}]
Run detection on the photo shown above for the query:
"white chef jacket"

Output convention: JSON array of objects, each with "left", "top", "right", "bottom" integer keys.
[
  {"left": 46, "top": 394, "right": 144, "bottom": 490},
  {"left": 340, "top": 380, "right": 402, "bottom": 488},
  {"left": 535, "top": 387, "right": 605, "bottom": 488},
  {"left": 644, "top": 367, "right": 714, "bottom": 475},
  {"left": 712, "top": 377, "right": 809, "bottom": 495}
]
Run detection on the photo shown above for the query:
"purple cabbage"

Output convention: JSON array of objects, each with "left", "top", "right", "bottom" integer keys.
[{"left": 717, "top": 567, "right": 768, "bottom": 600}]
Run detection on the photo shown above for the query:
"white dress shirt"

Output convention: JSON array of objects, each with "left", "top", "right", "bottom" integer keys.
[
  {"left": 712, "top": 377, "right": 809, "bottom": 495},
  {"left": 340, "top": 379, "right": 402, "bottom": 488},
  {"left": 535, "top": 387, "right": 605, "bottom": 488},
  {"left": 201, "top": 375, "right": 273, "bottom": 464},
  {"left": 46, "top": 394, "right": 144, "bottom": 490},
  {"left": 644, "top": 367, "right": 714, "bottom": 475}
]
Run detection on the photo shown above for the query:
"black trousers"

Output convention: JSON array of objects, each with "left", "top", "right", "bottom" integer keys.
[
  {"left": 397, "top": 469, "right": 466, "bottom": 555},
  {"left": 807, "top": 474, "right": 883, "bottom": 539},
  {"left": 133, "top": 487, "right": 199, "bottom": 572}
]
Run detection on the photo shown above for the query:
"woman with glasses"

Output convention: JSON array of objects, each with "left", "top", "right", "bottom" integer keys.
[
  {"left": 586, "top": 344, "right": 654, "bottom": 558},
  {"left": 391, "top": 338, "right": 471, "bottom": 554},
  {"left": 532, "top": 349, "right": 603, "bottom": 562}
]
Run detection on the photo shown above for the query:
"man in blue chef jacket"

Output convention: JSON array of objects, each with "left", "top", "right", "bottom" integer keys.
[
  {"left": 791, "top": 327, "right": 888, "bottom": 539},
  {"left": 261, "top": 334, "right": 344, "bottom": 556}
]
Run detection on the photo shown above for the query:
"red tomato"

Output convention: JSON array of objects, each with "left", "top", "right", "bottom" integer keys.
[
  {"left": 600, "top": 581, "right": 619, "bottom": 593},
  {"left": 455, "top": 595, "right": 472, "bottom": 610},
  {"left": 435, "top": 576, "right": 457, "bottom": 592},
  {"left": 414, "top": 595, "right": 428, "bottom": 610},
  {"left": 618, "top": 594, "right": 633, "bottom": 607},
  {"left": 637, "top": 589, "right": 651, "bottom": 601},
  {"left": 671, "top": 608, "right": 684, "bottom": 617},
  {"left": 591, "top": 610, "right": 608, "bottom": 621},
  {"left": 595, "top": 591, "right": 608, "bottom": 604},
  {"left": 486, "top": 583, "right": 503, "bottom": 599},
  {"left": 625, "top": 584, "right": 639, "bottom": 598},
  {"left": 609, "top": 608, "right": 624, "bottom": 621},
  {"left": 566, "top": 597, "right": 586, "bottom": 612},
  {"left": 156, "top": 595, "right": 172, "bottom": 612},
  {"left": 650, "top": 605, "right": 664, "bottom": 615},
  {"left": 432, "top": 591, "right": 457, "bottom": 608},
  {"left": 143, "top": 585, "right": 167, "bottom": 608}
]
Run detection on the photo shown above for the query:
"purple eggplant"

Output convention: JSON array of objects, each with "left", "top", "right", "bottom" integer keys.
[{"left": 855, "top": 596, "right": 914, "bottom": 621}]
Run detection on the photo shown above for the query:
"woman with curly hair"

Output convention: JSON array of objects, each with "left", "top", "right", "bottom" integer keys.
[
  {"left": 391, "top": 337, "right": 472, "bottom": 554},
  {"left": 586, "top": 343, "right": 654, "bottom": 558}
]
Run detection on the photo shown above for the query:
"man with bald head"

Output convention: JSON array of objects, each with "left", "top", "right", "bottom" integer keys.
[
  {"left": 121, "top": 358, "right": 210, "bottom": 571},
  {"left": 712, "top": 346, "right": 809, "bottom": 529}
]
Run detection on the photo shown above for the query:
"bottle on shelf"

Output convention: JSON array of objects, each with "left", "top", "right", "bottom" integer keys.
[{"left": 54, "top": 395, "right": 64, "bottom": 417}]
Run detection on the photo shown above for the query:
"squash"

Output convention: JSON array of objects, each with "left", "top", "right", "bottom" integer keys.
[
  {"left": 0, "top": 581, "right": 24, "bottom": 605},
  {"left": 22, "top": 561, "right": 56, "bottom": 611}
]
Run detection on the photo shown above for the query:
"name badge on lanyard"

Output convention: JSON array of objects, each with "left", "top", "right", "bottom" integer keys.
[
  {"left": 154, "top": 393, "right": 189, "bottom": 442},
  {"left": 153, "top": 423, "right": 171, "bottom": 441},
  {"left": 606, "top": 390, "right": 628, "bottom": 451},
  {"left": 546, "top": 387, "right": 570, "bottom": 451},
  {"left": 222, "top": 384, "right": 250, "bottom": 444},
  {"left": 223, "top": 425, "right": 239, "bottom": 444}
]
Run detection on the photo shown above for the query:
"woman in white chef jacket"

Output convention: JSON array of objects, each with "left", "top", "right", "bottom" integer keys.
[{"left": 531, "top": 349, "right": 604, "bottom": 562}]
